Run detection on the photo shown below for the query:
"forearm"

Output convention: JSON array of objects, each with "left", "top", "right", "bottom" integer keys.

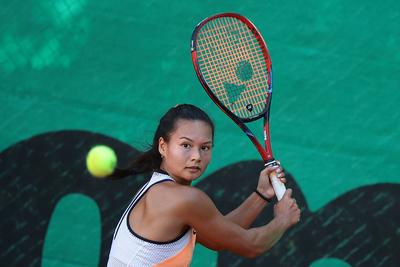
[
  {"left": 220, "top": 217, "right": 288, "bottom": 258},
  {"left": 248, "top": 218, "right": 287, "bottom": 255},
  {"left": 225, "top": 192, "right": 268, "bottom": 228}
]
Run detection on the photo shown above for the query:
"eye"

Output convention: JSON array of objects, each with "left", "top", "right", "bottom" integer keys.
[
  {"left": 201, "top": 145, "right": 211, "bottom": 151},
  {"left": 181, "top": 143, "right": 191, "bottom": 149}
]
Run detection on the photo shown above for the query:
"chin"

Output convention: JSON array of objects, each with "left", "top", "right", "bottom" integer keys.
[
  {"left": 183, "top": 175, "right": 199, "bottom": 182},
  {"left": 185, "top": 172, "right": 202, "bottom": 181}
]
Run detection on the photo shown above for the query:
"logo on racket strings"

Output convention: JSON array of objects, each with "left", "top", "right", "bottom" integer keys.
[
  {"left": 224, "top": 60, "right": 254, "bottom": 104},
  {"left": 246, "top": 104, "right": 253, "bottom": 112}
]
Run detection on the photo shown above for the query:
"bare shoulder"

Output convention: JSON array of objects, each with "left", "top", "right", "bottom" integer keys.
[
  {"left": 154, "top": 182, "right": 210, "bottom": 205},
  {"left": 149, "top": 182, "right": 216, "bottom": 218}
]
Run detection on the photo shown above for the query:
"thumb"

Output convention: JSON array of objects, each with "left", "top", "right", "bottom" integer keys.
[{"left": 283, "top": 188, "right": 292, "bottom": 199}]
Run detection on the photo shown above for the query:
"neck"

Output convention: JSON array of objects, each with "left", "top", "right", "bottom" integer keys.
[{"left": 159, "top": 167, "right": 192, "bottom": 186}]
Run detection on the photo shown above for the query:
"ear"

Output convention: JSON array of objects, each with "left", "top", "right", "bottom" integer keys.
[{"left": 158, "top": 137, "right": 166, "bottom": 158}]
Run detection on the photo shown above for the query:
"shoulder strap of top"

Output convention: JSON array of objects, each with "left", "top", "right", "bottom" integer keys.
[{"left": 112, "top": 171, "right": 174, "bottom": 240}]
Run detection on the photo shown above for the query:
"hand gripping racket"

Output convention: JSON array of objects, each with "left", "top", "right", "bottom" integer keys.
[{"left": 191, "top": 13, "right": 286, "bottom": 200}]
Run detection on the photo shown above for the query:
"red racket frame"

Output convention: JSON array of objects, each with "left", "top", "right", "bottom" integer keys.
[{"left": 191, "top": 13, "right": 275, "bottom": 164}]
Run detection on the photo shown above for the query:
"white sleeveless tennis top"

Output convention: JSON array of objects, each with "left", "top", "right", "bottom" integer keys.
[{"left": 107, "top": 171, "right": 196, "bottom": 267}]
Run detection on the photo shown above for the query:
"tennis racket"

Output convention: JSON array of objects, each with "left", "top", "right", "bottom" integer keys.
[{"left": 191, "top": 13, "right": 286, "bottom": 200}]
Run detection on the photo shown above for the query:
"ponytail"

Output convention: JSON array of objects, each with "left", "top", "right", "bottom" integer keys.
[{"left": 108, "top": 147, "right": 161, "bottom": 180}]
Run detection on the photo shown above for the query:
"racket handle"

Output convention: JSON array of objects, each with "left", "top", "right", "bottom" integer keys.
[{"left": 270, "top": 171, "right": 286, "bottom": 201}]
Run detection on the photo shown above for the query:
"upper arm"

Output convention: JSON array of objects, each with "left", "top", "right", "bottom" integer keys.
[{"left": 174, "top": 187, "right": 257, "bottom": 257}]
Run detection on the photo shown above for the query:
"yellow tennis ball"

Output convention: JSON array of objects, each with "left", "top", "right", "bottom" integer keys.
[{"left": 86, "top": 145, "right": 117, "bottom": 178}]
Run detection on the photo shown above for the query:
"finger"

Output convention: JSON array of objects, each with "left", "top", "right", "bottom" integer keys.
[
  {"left": 283, "top": 188, "right": 292, "bottom": 198},
  {"left": 262, "top": 165, "right": 277, "bottom": 173},
  {"left": 277, "top": 171, "right": 285, "bottom": 178},
  {"left": 263, "top": 166, "right": 279, "bottom": 175},
  {"left": 268, "top": 165, "right": 280, "bottom": 171}
]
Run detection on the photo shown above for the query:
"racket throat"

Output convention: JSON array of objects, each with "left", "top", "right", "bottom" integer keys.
[{"left": 263, "top": 121, "right": 274, "bottom": 162}]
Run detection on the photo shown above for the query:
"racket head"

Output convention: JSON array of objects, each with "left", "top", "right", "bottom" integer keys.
[{"left": 191, "top": 13, "right": 273, "bottom": 123}]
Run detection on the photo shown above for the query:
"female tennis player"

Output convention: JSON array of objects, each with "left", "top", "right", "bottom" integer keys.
[{"left": 106, "top": 104, "right": 300, "bottom": 267}]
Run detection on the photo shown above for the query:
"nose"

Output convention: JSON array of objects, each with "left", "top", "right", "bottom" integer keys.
[{"left": 191, "top": 148, "right": 201, "bottom": 162}]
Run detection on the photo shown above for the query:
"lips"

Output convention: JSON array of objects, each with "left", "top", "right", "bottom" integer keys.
[{"left": 186, "top": 166, "right": 201, "bottom": 171}]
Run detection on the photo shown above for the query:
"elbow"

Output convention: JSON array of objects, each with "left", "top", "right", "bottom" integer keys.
[
  {"left": 217, "top": 239, "right": 265, "bottom": 258},
  {"left": 247, "top": 248, "right": 265, "bottom": 259},
  {"left": 243, "top": 251, "right": 259, "bottom": 259},
  {"left": 240, "top": 250, "right": 261, "bottom": 259},
  {"left": 241, "top": 243, "right": 268, "bottom": 259},
  {"left": 240, "top": 231, "right": 274, "bottom": 258}
]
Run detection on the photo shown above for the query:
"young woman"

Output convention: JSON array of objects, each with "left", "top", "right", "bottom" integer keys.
[{"left": 107, "top": 104, "right": 300, "bottom": 267}]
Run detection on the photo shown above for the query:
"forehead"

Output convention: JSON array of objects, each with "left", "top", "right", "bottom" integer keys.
[{"left": 171, "top": 119, "right": 213, "bottom": 141}]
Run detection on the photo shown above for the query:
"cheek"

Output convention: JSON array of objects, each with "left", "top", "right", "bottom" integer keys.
[
  {"left": 202, "top": 152, "right": 212, "bottom": 163},
  {"left": 168, "top": 146, "right": 187, "bottom": 160}
]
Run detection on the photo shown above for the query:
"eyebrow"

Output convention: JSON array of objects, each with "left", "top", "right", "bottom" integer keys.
[{"left": 179, "top": 137, "right": 213, "bottom": 144}]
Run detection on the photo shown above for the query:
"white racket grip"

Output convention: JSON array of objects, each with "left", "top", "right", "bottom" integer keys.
[{"left": 270, "top": 171, "right": 286, "bottom": 201}]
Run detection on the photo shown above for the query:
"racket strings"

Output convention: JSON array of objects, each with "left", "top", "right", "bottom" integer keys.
[
  {"left": 196, "top": 16, "right": 271, "bottom": 119},
  {"left": 219, "top": 18, "right": 266, "bottom": 112}
]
